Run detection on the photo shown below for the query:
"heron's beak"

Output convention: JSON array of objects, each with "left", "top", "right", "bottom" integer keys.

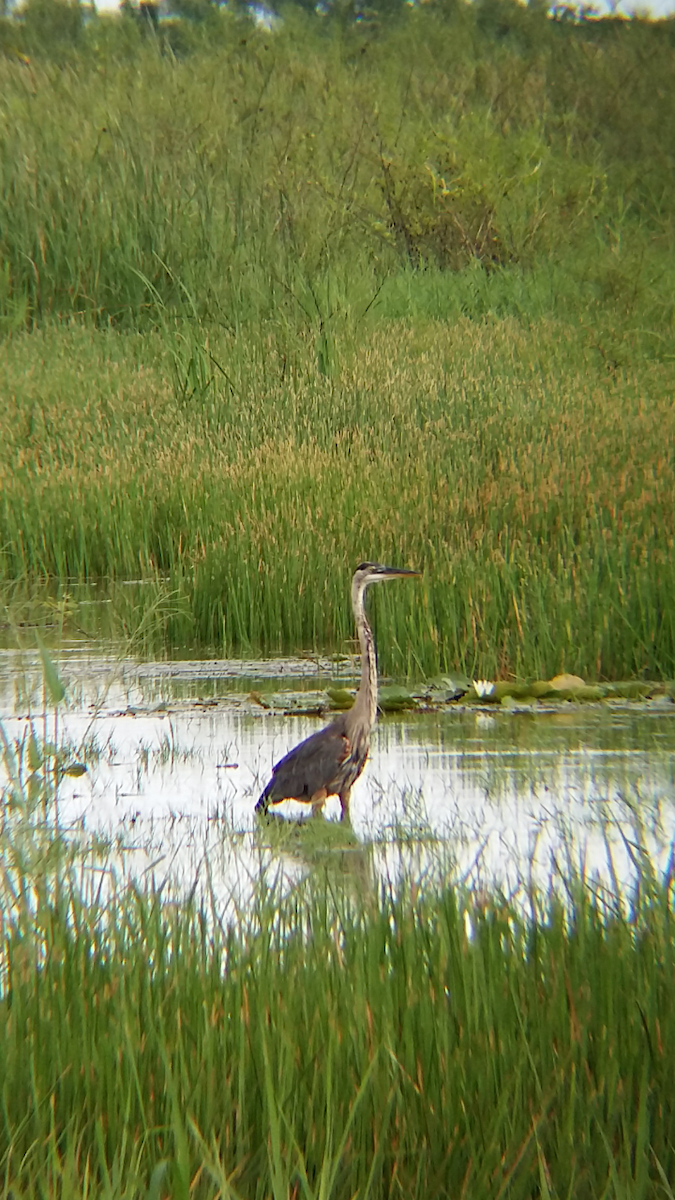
[{"left": 380, "top": 566, "right": 421, "bottom": 578}]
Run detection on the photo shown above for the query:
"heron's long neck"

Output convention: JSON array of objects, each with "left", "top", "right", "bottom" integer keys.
[{"left": 352, "top": 584, "right": 378, "bottom": 730}]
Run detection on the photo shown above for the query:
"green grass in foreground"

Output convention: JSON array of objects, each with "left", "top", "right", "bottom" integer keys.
[
  {"left": 1, "top": 847, "right": 674, "bottom": 1199},
  {"left": 2, "top": 316, "right": 674, "bottom": 680}
]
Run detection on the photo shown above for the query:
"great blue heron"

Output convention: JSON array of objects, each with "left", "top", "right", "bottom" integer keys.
[{"left": 255, "top": 562, "right": 420, "bottom": 823}]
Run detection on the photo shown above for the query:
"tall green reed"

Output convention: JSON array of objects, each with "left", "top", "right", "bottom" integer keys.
[
  {"left": 2, "top": 8, "right": 675, "bottom": 676},
  {"left": 2, "top": 318, "right": 674, "bottom": 678},
  {"left": 1, "top": 848, "right": 675, "bottom": 1199},
  {"left": 2, "top": 7, "right": 674, "bottom": 332}
]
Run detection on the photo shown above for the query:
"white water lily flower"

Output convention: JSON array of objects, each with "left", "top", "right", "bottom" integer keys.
[{"left": 472, "top": 679, "right": 496, "bottom": 698}]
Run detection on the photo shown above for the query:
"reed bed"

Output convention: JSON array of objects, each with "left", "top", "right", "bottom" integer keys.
[
  {"left": 1, "top": 6, "right": 674, "bottom": 678},
  {"left": 2, "top": 318, "right": 674, "bottom": 679},
  {"left": 1, "top": 841, "right": 674, "bottom": 1199}
]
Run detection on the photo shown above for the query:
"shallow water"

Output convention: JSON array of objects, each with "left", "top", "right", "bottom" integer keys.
[{"left": 1, "top": 647, "right": 674, "bottom": 907}]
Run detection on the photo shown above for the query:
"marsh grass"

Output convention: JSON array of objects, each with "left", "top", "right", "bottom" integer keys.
[
  {"left": 2, "top": 7, "right": 675, "bottom": 678},
  {"left": 1, "top": 823, "right": 675, "bottom": 1199},
  {"left": 2, "top": 318, "right": 674, "bottom": 679},
  {"left": 2, "top": 7, "right": 674, "bottom": 332}
]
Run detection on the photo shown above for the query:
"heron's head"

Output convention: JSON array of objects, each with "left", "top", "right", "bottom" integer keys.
[{"left": 352, "top": 562, "right": 421, "bottom": 601}]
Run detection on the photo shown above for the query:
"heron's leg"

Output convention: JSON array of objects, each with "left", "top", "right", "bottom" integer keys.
[
  {"left": 339, "top": 788, "right": 351, "bottom": 823},
  {"left": 310, "top": 788, "right": 328, "bottom": 817}
]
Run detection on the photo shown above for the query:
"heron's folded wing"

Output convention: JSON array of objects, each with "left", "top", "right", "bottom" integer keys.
[{"left": 268, "top": 721, "right": 350, "bottom": 802}]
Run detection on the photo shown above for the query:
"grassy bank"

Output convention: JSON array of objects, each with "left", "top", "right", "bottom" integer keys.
[
  {"left": 1, "top": 6, "right": 674, "bottom": 677},
  {"left": 1, "top": 842, "right": 674, "bottom": 1199}
]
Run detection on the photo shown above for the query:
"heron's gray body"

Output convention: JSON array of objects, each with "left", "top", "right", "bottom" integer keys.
[
  {"left": 255, "top": 562, "right": 418, "bottom": 822},
  {"left": 255, "top": 710, "right": 370, "bottom": 818}
]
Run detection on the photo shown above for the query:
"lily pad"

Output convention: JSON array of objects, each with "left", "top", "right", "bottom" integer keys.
[
  {"left": 529, "top": 680, "right": 559, "bottom": 698},
  {"left": 414, "top": 677, "right": 469, "bottom": 703},
  {"left": 548, "top": 673, "right": 586, "bottom": 691},
  {"left": 378, "top": 685, "right": 417, "bottom": 713},
  {"left": 599, "top": 681, "right": 654, "bottom": 700},
  {"left": 251, "top": 691, "right": 328, "bottom": 716},
  {"left": 548, "top": 686, "right": 604, "bottom": 702},
  {"left": 465, "top": 678, "right": 607, "bottom": 705},
  {"left": 501, "top": 694, "right": 539, "bottom": 711},
  {"left": 326, "top": 687, "right": 354, "bottom": 710}
]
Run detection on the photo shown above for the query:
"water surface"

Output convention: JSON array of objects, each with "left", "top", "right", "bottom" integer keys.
[{"left": 1, "top": 648, "right": 674, "bottom": 906}]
